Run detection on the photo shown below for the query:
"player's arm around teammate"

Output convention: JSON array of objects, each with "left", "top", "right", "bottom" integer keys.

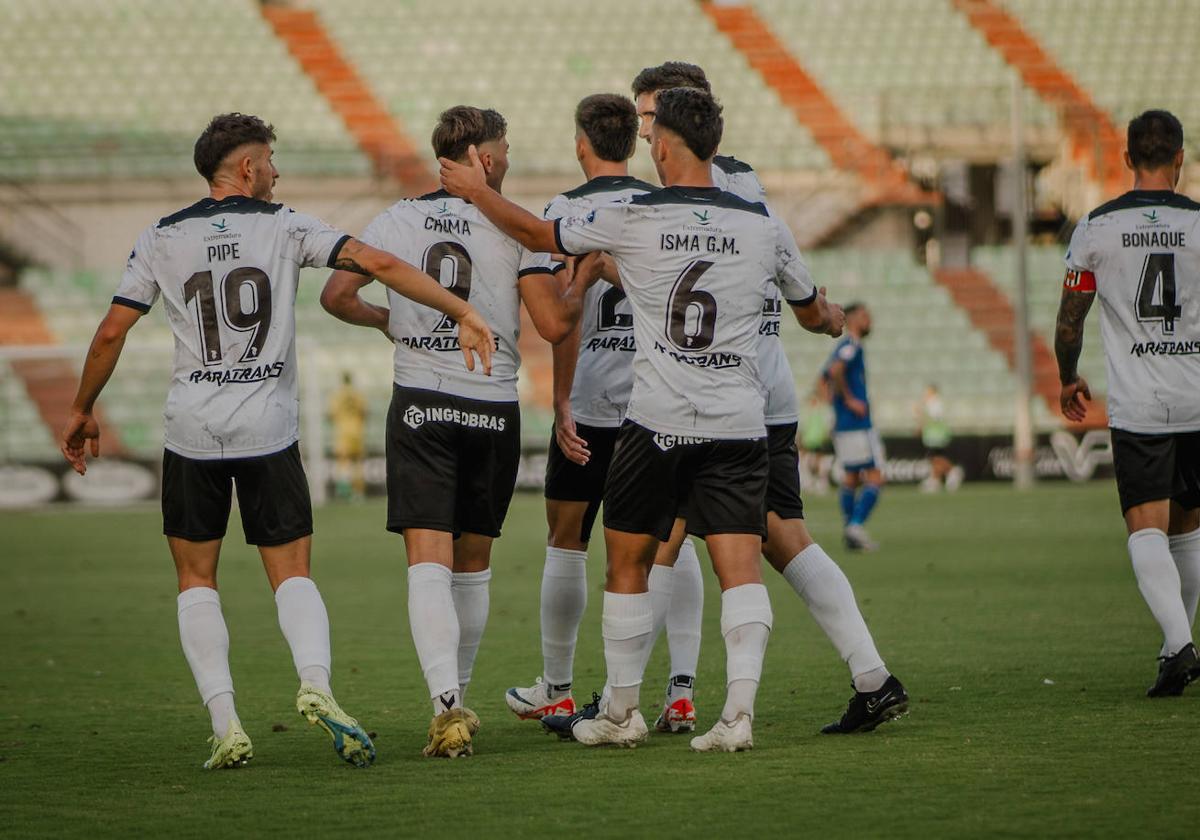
[{"left": 320, "top": 238, "right": 496, "bottom": 374}]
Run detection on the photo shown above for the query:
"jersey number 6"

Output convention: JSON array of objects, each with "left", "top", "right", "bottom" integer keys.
[
  {"left": 666, "top": 259, "right": 717, "bottom": 351},
  {"left": 184, "top": 267, "right": 273, "bottom": 366}
]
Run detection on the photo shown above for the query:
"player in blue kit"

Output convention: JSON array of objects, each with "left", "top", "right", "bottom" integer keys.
[{"left": 826, "top": 303, "right": 883, "bottom": 551}]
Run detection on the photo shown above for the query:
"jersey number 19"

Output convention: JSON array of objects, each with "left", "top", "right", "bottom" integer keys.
[{"left": 184, "top": 268, "right": 273, "bottom": 365}]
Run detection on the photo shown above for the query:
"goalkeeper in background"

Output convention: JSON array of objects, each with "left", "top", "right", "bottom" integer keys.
[{"left": 329, "top": 371, "right": 367, "bottom": 500}]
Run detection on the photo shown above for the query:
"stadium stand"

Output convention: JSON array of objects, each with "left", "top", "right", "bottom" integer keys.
[
  {"left": 0, "top": 361, "right": 60, "bottom": 462},
  {"left": 307, "top": 0, "right": 831, "bottom": 178},
  {"left": 5, "top": 0, "right": 1186, "bottom": 464},
  {"left": 787, "top": 249, "right": 1048, "bottom": 433},
  {"left": 1002, "top": 0, "right": 1200, "bottom": 159},
  {"left": 751, "top": 0, "right": 1059, "bottom": 153},
  {"left": 0, "top": 0, "right": 370, "bottom": 180},
  {"left": 701, "top": 2, "right": 931, "bottom": 206},
  {"left": 972, "top": 243, "right": 1108, "bottom": 397}
]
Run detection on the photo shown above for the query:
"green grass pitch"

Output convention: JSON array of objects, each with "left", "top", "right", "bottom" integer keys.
[{"left": 2, "top": 483, "right": 1199, "bottom": 837}]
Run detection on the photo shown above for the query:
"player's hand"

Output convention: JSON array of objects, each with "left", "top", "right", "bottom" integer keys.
[
  {"left": 573, "top": 251, "right": 606, "bottom": 288},
  {"left": 438, "top": 145, "right": 488, "bottom": 201},
  {"left": 555, "top": 404, "right": 590, "bottom": 466},
  {"left": 1060, "top": 376, "right": 1091, "bottom": 422},
  {"left": 456, "top": 308, "right": 494, "bottom": 375},
  {"left": 847, "top": 397, "right": 869, "bottom": 418},
  {"left": 822, "top": 289, "right": 845, "bottom": 337},
  {"left": 61, "top": 410, "right": 100, "bottom": 475}
]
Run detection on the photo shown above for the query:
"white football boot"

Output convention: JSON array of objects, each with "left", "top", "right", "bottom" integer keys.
[
  {"left": 690, "top": 713, "right": 754, "bottom": 753},
  {"left": 505, "top": 677, "right": 576, "bottom": 720},
  {"left": 571, "top": 707, "right": 648, "bottom": 748}
]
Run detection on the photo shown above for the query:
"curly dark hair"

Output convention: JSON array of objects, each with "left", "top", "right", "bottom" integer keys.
[
  {"left": 193, "top": 113, "right": 276, "bottom": 182},
  {"left": 652, "top": 87, "right": 723, "bottom": 161},
  {"left": 575, "top": 94, "right": 638, "bottom": 163}
]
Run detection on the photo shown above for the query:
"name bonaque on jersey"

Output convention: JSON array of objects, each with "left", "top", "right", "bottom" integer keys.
[{"left": 1121, "top": 231, "right": 1186, "bottom": 248}]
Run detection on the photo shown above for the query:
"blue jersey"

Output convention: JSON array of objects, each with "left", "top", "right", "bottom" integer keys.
[{"left": 825, "top": 336, "right": 871, "bottom": 431}]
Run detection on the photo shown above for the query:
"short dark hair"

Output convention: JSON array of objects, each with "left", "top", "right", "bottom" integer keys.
[
  {"left": 631, "top": 61, "right": 710, "bottom": 98},
  {"left": 652, "top": 87, "right": 723, "bottom": 161},
  {"left": 575, "top": 94, "right": 638, "bottom": 163},
  {"left": 844, "top": 302, "right": 866, "bottom": 317},
  {"left": 193, "top": 113, "right": 276, "bottom": 182},
  {"left": 1127, "top": 110, "right": 1184, "bottom": 170},
  {"left": 432, "top": 106, "right": 507, "bottom": 161}
]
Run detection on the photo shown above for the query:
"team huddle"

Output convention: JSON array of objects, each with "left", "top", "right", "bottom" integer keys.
[{"left": 58, "top": 56, "right": 1200, "bottom": 767}]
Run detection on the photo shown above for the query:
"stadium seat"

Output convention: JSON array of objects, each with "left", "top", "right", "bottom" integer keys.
[
  {"left": 751, "top": 0, "right": 1057, "bottom": 147},
  {"left": 1001, "top": 0, "right": 1200, "bottom": 156},
  {"left": 971, "top": 244, "right": 1108, "bottom": 397},
  {"left": 0, "top": 0, "right": 370, "bottom": 181},
  {"left": 307, "top": 0, "right": 830, "bottom": 177}
]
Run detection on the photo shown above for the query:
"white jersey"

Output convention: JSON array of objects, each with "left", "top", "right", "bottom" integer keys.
[
  {"left": 361, "top": 190, "right": 557, "bottom": 402},
  {"left": 555, "top": 186, "right": 816, "bottom": 439},
  {"left": 712, "top": 155, "right": 798, "bottom": 425},
  {"left": 113, "top": 195, "right": 349, "bottom": 460},
  {"left": 543, "top": 175, "right": 657, "bottom": 427},
  {"left": 1065, "top": 190, "right": 1200, "bottom": 433}
]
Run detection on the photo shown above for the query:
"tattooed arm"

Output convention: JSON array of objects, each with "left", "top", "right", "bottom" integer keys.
[
  {"left": 1054, "top": 287, "right": 1096, "bottom": 422},
  {"left": 328, "top": 237, "right": 495, "bottom": 375}
]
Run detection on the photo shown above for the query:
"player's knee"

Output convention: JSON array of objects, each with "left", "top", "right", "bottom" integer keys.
[
  {"left": 176, "top": 571, "right": 218, "bottom": 592},
  {"left": 763, "top": 515, "right": 813, "bottom": 571},
  {"left": 546, "top": 502, "right": 589, "bottom": 551}
]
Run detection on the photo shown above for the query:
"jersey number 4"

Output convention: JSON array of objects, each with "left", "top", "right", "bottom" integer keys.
[
  {"left": 184, "top": 268, "right": 272, "bottom": 366},
  {"left": 424, "top": 241, "right": 472, "bottom": 333},
  {"left": 666, "top": 259, "right": 717, "bottom": 351},
  {"left": 1135, "top": 252, "right": 1181, "bottom": 335}
]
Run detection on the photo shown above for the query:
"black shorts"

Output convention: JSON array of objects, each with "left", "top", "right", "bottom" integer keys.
[
  {"left": 385, "top": 385, "right": 521, "bottom": 538},
  {"left": 544, "top": 422, "right": 621, "bottom": 543},
  {"left": 1112, "top": 428, "right": 1200, "bottom": 513},
  {"left": 766, "top": 423, "right": 805, "bottom": 520},
  {"left": 603, "top": 420, "right": 768, "bottom": 542},
  {"left": 161, "top": 442, "right": 312, "bottom": 546}
]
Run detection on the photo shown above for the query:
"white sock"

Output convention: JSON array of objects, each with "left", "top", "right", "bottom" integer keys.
[
  {"left": 1170, "top": 527, "right": 1200, "bottom": 631},
  {"left": 601, "top": 591, "right": 654, "bottom": 719},
  {"left": 407, "top": 563, "right": 461, "bottom": 712},
  {"left": 648, "top": 564, "right": 674, "bottom": 647},
  {"left": 206, "top": 692, "right": 238, "bottom": 738},
  {"left": 274, "top": 576, "right": 332, "bottom": 694},
  {"left": 452, "top": 569, "right": 491, "bottom": 691},
  {"left": 177, "top": 587, "right": 238, "bottom": 737},
  {"left": 719, "top": 583, "right": 772, "bottom": 722},
  {"left": 782, "top": 544, "right": 887, "bottom": 691},
  {"left": 540, "top": 546, "right": 588, "bottom": 686},
  {"left": 666, "top": 538, "right": 704, "bottom": 681},
  {"left": 1129, "top": 528, "right": 1192, "bottom": 656}
]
